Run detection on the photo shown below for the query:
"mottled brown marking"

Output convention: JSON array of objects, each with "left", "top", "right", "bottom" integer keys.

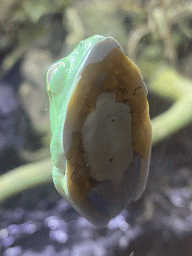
[{"left": 65, "top": 47, "right": 152, "bottom": 206}]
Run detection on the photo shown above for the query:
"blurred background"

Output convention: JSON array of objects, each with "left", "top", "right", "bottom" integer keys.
[{"left": 0, "top": 0, "right": 192, "bottom": 255}]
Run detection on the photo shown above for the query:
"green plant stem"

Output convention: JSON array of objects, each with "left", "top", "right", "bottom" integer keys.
[
  {"left": 0, "top": 158, "right": 52, "bottom": 204},
  {"left": 149, "top": 64, "right": 192, "bottom": 144},
  {"left": 152, "top": 95, "right": 192, "bottom": 144}
]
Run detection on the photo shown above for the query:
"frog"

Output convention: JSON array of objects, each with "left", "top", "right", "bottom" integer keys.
[{"left": 46, "top": 35, "right": 152, "bottom": 227}]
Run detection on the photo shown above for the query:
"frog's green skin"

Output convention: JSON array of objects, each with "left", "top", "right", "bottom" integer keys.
[
  {"left": 46, "top": 35, "right": 152, "bottom": 227},
  {"left": 46, "top": 35, "right": 112, "bottom": 201},
  {"left": 47, "top": 35, "right": 105, "bottom": 167},
  {"left": 47, "top": 35, "right": 115, "bottom": 226}
]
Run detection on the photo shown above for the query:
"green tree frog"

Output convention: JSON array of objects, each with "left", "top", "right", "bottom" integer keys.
[{"left": 46, "top": 35, "right": 152, "bottom": 227}]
